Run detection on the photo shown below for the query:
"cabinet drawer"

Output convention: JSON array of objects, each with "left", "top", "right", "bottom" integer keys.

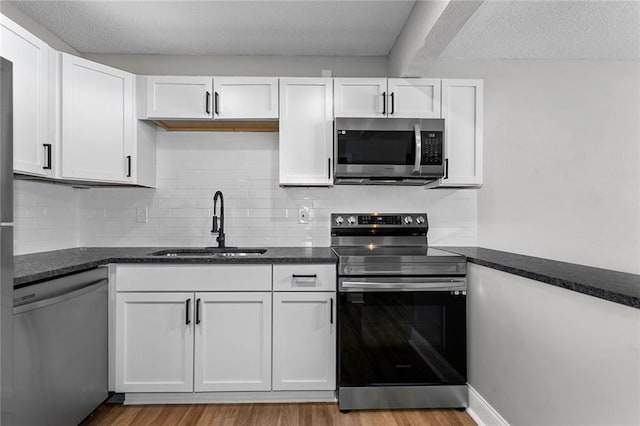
[
  {"left": 115, "top": 265, "right": 272, "bottom": 292},
  {"left": 273, "top": 264, "right": 336, "bottom": 291}
]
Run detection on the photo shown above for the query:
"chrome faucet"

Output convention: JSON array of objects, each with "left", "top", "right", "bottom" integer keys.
[{"left": 211, "top": 191, "right": 226, "bottom": 248}]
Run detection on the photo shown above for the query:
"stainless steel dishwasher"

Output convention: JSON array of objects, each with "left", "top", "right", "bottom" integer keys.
[{"left": 13, "top": 267, "right": 109, "bottom": 426}]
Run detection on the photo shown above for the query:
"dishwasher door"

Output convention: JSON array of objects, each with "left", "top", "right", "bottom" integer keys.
[{"left": 14, "top": 269, "right": 108, "bottom": 426}]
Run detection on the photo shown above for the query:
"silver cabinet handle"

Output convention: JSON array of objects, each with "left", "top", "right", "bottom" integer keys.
[{"left": 413, "top": 123, "right": 422, "bottom": 173}]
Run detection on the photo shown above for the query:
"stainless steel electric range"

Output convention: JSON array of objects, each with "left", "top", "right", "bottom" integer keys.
[{"left": 331, "top": 213, "right": 468, "bottom": 411}]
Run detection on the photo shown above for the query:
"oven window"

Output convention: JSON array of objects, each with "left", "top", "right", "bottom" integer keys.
[
  {"left": 337, "top": 131, "right": 415, "bottom": 165},
  {"left": 339, "top": 291, "right": 466, "bottom": 386}
]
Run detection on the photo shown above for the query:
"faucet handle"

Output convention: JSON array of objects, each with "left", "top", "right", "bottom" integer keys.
[{"left": 211, "top": 215, "right": 219, "bottom": 233}]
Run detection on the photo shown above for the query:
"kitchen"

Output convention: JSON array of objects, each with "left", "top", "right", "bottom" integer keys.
[{"left": 1, "top": 1, "right": 639, "bottom": 425}]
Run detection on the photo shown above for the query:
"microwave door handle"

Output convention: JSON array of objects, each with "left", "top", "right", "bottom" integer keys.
[{"left": 413, "top": 123, "right": 421, "bottom": 173}]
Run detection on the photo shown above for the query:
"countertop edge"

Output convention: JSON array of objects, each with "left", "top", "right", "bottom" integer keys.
[
  {"left": 14, "top": 247, "right": 338, "bottom": 287},
  {"left": 439, "top": 247, "right": 640, "bottom": 310}
]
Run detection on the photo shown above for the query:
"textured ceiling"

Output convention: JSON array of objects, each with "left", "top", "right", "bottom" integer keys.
[
  {"left": 8, "top": 0, "right": 416, "bottom": 56},
  {"left": 442, "top": 0, "right": 640, "bottom": 60}
]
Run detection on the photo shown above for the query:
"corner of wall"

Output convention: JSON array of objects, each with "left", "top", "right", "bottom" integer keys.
[{"left": 0, "top": 3, "right": 80, "bottom": 55}]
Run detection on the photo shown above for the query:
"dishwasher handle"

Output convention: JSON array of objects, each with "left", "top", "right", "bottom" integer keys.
[{"left": 14, "top": 279, "right": 107, "bottom": 315}]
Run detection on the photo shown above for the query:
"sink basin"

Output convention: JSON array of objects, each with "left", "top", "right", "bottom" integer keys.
[{"left": 148, "top": 248, "right": 267, "bottom": 257}]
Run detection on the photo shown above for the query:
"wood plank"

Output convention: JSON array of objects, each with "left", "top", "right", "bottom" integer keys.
[
  {"left": 82, "top": 402, "right": 476, "bottom": 426},
  {"left": 153, "top": 120, "right": 279, "bottom": 132}
]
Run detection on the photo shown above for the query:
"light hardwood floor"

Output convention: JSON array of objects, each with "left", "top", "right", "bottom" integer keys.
[{"left": 81, "top": 402, "right": 476, "bottom": 426}]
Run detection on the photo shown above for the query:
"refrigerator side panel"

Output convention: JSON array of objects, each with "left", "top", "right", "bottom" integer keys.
[
  {"left": 0, "top": 58, "right": 13, "bottom": 223},
  {"left": 0, "top": 226, "right": 13, "bottom": 426}
]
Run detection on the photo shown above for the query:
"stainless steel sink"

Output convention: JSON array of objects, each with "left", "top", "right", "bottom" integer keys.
[{"left": 148, "top": 248, "right": 267, "bottom": 257}]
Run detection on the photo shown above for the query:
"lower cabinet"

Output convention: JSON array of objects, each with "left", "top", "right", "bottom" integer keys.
[
  {"left": 112, "top": 263, "right": 336, "bottom": 398},
  {"left": 194, "top": 292, "right": 271, "bottom": 392},
  {"left": 272, "top": 292, "right": 336, "bottom": 391},
  {"left": 116, "top": 292, "right": 194, "bottom": 392},
  {"left": 115, "top": 291, "right": 271, "bottom": 393}
]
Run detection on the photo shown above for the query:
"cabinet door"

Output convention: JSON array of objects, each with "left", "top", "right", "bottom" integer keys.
[
  {"left": 388, "top": 78, "right": 441, "bottom": 118},
  {"left": 115, "top": 292, "right": 194, "bottom": 393},
  {"left": 213, "top": 77, "right": 278, "bottom": 119},
  {"left": 272, "top": 292, "right": 336, "bottom": 391},
  {"left": 61, "top": 54, "right": 134, "bottom": 183},
  {"left": 194, "top": 292, "right": 271, "bottom": 391},
  {"left": 279, "top": 78, "right": 333, "bottom": 186},
  {"left": 334, "top": 78, "right": 387, "bottom": 118},
  {"left": 146, "top": 76, "right": 212, "bottom": 119},
  {"left": 440, "top": 79, "right": 483, "bottom": 186},
  {"left": 0, "top": 15, "right": 49, "bottom": 176}
]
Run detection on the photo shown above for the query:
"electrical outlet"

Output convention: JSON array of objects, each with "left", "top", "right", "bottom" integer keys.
[
  {"left": 298, "top": 207, "right": 309, "bottom": 224},
  {"left": 136, "top": 207, "right": 148, "bottom": 223}
]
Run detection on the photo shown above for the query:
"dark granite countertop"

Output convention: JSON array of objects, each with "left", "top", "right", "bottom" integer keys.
[
  {"left": 15, "top": 245, "right": 640, "bottom": 309},
  {"left": 14, "top": 247, "right": 337, "bottom": 287},
  {"left": 439, "top": 247, "right": 640, "bottom": 309}
]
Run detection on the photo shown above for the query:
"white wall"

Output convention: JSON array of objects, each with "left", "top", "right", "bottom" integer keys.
[
  {"left": 83, "top": 54, "right": 388, "bottom": 77},
  {"left": 77, "top": 131, "right": 477, "bottom": 248},
  {"left": 423, "top": 58, "right": 640, "bottom": 274},
  {"left": 468, "top": 263, "right": 640, "bottom": 426},
  {"left": 13, "top": 180, "right": 79, "bottom": 254}
]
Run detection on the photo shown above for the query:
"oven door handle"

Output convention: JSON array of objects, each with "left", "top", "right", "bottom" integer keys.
[
  {"left": 413, "top": 123, "right": 422, "bottom": 173},
  {"left": 341, "top": 280, "right": 466, "bottom": 292}
]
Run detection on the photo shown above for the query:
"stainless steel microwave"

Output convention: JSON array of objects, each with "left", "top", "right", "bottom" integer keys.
[{"left": 334, "top": 118, "right": 445, "bottom": 186}]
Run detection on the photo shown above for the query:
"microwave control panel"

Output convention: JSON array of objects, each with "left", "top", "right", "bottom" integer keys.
[{"left": 421, "top": 131, "right": 443, "bottom": 165}]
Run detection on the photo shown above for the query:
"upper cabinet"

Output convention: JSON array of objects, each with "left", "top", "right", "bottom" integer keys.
[
  {"left": 145, "top": 76, "right": 212, "bottom": 119},
  {"left": 334, "top": 78, "right": 440, "bottom": 119},
  {"left": 279, "top": 78, "right": 333, "bottom": 186},
  {"left": 58, "top": 53, "right": 156, "bottom": 187},
  {"left": 0, "top": 15, "right": 52, "bottom": 176},
  {"left": 142, "top": 76, "right": 279, "bottom": 120},
  {"left": 213, "top": 77, "right": 278, "bottom": 119},
  {"left": 440, "top": 79, "right": 483, "bottom": 187},
  {"left": 60, "top": 53, "right": 135, "bottom": 183}
]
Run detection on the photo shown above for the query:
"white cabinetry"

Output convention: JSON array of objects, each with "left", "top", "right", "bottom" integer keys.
[
  {"left": 194, "top": 292, "right": 271, "bottom": 392},
  {"left": 213, "top": 77, "right": 278, "bottom": 119},
  {"left": 440, "top": 79, "right": 483, "bottom": 187},
  {"left": 388, "top": 78, "right": 441, "bottom": 118},
  {"left": 143, "top": 76, "right": 278, "bottom": 120},
  {"left": 272, "top": 264, "right": 336, "bottom": 391},
  {"left": 333, "top": 78, "right": 387, "bottom": 118},
  {"left": 113, "top": 265, "right": 272, "bottom": 393},
  {"left": 112, "top": 263, "right": 337, "bottom": 398},
  {"left": 279, "top": 78, "right": 333, "bottom": 186},
  {"left": 115, "top": 292, "right": 194, "bottom": 392},
  {"left": 0, "top": 15, "right": 51, "bottom": 176},
  {"left": 60, "top": 53, "right": 134, "bottom": 183},
  {"left": 145, "top": 76, "right": 212, "bottom": 119},
  {"left": 59, "top": 54, "right": 155, "bottom": 186},
  {"left": 334, "top": 78, "right": 440, "bottom": 118}
]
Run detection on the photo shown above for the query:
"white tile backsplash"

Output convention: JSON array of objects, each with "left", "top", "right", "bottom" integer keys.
[
  {"left": 13, "top": 131, "right": 477, "bottom": 252},
  {"left": 76, "top": 131, "right": 477, "bottom": 248},
  {"left": 13, "top": 180, "right": 80, "bottom": 254}
]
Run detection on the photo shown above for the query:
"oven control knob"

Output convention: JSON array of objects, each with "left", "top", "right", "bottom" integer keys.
[
  {"left": 415, "top": 216, "right": 426, "bottom": 224},
  {"left": 347, "top": 216, "right": 357, "bottom": 225},
  {"left": 335, "top": 216, "right": 344, "bottom": 225},
  {"left": 403, "top": 216, "right": 413, "bottom": 225}
]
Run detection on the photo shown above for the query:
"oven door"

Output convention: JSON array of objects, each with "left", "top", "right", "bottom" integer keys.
[{"left": 338, "top": 277, "right": 467, "bottom": 388}]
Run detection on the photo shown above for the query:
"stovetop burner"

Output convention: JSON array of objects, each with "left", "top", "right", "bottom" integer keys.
[{"left": 331, "top": 212, "right": 466, "bottom": 276}]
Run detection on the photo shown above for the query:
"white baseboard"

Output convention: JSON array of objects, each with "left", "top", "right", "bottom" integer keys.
[
  {"left": 467, "top": 385, "right": 509, "bottom": 426},
  {"left": 124, "top": 390, "right": 337, "bottom": 405}
]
